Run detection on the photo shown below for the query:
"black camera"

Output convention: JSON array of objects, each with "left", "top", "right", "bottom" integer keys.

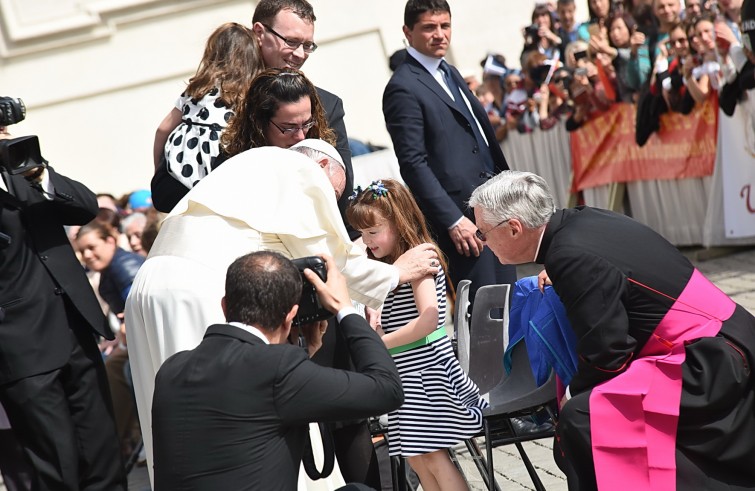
[
  {"left": 291, "top": 256, "right": 333, "bottom": 326},
  {"left": 0, "top": 97, "right": 46, "bottom": 175},
  {"left": 0, "top": 97, "right": 25, "bottom": 127}
]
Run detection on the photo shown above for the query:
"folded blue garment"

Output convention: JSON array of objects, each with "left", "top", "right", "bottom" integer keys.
[{"left": 506, "top": 276, "right": 578, "bottom": 387}]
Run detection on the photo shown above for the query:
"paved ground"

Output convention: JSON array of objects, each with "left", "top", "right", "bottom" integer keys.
[{"left": 4, "top": 246, "right": 754, "bottom": 491}]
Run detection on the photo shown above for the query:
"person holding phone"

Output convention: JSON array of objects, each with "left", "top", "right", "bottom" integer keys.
[
  {"left": 606, "top": 11, "right": 652, "bottom": 101},
  {"left": 564, "top": 40, "right": 612, "bottom": 130}
]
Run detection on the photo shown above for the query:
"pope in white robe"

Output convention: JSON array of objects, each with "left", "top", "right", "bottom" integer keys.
[{"left": 125, "top": 141, "right": 432, "bottom": 486}]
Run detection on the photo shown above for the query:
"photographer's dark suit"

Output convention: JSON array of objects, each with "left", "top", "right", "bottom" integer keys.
[
  {"left": 383, "top": 52, "right": 516, "bottom": 300},
  {"left": 0, "top": 168, "right": 126, "bottom": 490},
  {"left": 152, "top": 314, "right": 403, "bottom": 490}
]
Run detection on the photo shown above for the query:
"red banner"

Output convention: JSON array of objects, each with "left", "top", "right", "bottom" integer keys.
[{"left": 570, "top": 97, "right": 718, "bottom": 192}]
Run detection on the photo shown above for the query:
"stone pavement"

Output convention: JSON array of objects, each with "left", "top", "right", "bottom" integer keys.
[{"left": 2, "top": 247, "right": 753, "bottom": 491}]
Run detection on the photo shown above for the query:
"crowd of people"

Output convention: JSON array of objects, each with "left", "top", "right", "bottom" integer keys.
[
  {"left": 1, "top": 0, "right": 755, "bottom": 491},
  {"left": 470, "top": 0, "right": 752, "bottom": 143}
]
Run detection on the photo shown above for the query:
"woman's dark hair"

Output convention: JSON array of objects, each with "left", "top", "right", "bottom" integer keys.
[
  {"left": 606, "top": 11, "right": 638, "bottom": 47},
  {"left": 220, "top": 67, "right": 336, "bottom": 157},
  {"left": 95, "top": 207, "right": 122, "bottom": 233},
  {"left": 588, "top": 0, "right": 613, "bottom": 22},
  {"left": 76, "top": 220, "right": 117, "bottom": 243},
  {"left": 531, "top": 3, "right": 553, "bottom": 25}
]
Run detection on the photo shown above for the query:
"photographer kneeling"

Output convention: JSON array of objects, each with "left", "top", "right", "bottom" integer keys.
[{"left": 151, "top": 251, "right": 404, "bottom": 490}]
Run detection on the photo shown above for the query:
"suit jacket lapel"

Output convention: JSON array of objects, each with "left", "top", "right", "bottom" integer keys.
[{"left": 405, "top": 56, "right": 459, "bottom": 112}]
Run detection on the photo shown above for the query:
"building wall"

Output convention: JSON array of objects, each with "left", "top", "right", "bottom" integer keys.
[{"left": 0, "top": 0, "right": 585, "bottom": 196}]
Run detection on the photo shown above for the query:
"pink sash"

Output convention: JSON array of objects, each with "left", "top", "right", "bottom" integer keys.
[{"left": 589, "top": 269, "right": 735, "bottom": 491}]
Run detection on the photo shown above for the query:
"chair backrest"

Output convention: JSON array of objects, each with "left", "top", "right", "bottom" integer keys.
[
  {"left": 453, "top": 279, "right": 472, "bottom": 373},
  {"left": 467, "top": 284, "right": 510, "bottom": 396}
]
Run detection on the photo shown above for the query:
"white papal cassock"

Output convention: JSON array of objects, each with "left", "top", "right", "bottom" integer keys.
[{"left": 125, "top": 146, "right": 395, "bottom": 487}]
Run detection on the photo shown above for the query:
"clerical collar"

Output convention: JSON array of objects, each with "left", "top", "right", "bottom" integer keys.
[
  {"left": 228, "top": 321, "right": 269, "bottom": 344},
  {"left": 533, "top": 225, "right": 547, "bottom": 263},
  {"left": 406, "top": 46, "right": 443, "bottom": 74}
]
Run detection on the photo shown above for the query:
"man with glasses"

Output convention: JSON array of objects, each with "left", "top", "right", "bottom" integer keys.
[
  {"left": 383, "top": 0, "right": 516, "bottom": 304},
  {"left": 470, "top": 170, "right": 755, "bottom": 490},
  {"left": 252, "top": 0, "right": 356, "bottom": 240}
]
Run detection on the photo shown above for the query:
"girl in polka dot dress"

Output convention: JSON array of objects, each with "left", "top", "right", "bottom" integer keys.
[{"left": 153, "top": 22, "right": 263, "bottom": 189}]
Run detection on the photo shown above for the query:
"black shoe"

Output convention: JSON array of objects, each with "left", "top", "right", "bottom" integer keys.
[{"left": 510, "top": 416, "right": 554, "bottom": 435}]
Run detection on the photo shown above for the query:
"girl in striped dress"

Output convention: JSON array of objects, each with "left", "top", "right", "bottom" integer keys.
[{"left": 347, "top": 179, "right": 487, "bottom": 491}]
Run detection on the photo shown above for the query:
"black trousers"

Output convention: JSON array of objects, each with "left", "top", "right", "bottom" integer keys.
[
  {"left": 312, "top": 318, "right": 381, "bottom": 489},
  {"left": 0, "top": 324, "right": 126, "bottom": 491},
  {"left": 0, "top": 428, "right": 34, "bottom": 491}
]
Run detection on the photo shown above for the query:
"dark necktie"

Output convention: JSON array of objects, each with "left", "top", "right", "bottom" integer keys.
[{"left": 438, "top": 60, "right": 495, "bottom": 173}]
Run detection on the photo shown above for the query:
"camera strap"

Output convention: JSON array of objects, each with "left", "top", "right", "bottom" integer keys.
[{"left": 302, "top": 422, "right": 335, "bottom": 480}]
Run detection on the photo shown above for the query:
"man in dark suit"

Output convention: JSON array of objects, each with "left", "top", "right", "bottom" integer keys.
[
  {"left": 383, "top": 0, "right": 516, "bottom": 301},
  {"left": 0, "top": 133, "right": 126, "bottom": 490},
  {"left": 152, "top": 252, "right": 403, "bottom": 490}
]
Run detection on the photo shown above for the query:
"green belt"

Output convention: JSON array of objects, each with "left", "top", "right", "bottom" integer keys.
[{"left": 388, "top": 327, "right": 447, "bottom": 355}]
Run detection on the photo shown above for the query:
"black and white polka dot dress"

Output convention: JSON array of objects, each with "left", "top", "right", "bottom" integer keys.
[
  {"left": 164, "top": 88, "right": 233, "bottom": 189},
  {"left": 381, "top": 267, "right": 488, "bottom": 457}
]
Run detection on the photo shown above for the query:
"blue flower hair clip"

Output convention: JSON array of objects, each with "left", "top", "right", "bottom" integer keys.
[
  {"left": 348, "top": 180, "right": 389, "bottom": 201},
  {"left": 348, "top": 185, "right": 363, "bottom": 201},
  {"left": 366, "top": 180, "right": 388, "bottom": 200}
]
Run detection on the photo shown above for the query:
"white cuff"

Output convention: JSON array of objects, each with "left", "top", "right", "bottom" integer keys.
[
  {"left": 37, "top": 169, "right": 54, "bottom": 200},
  {"left": 388, "top": 267, "right": 399, "bottom": 291},
  {"left": 336, "top": 306, "right": 359, "bottom": 322},
  {"left": 447, "top": 216, "right": 464, "bottom": 230}
]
